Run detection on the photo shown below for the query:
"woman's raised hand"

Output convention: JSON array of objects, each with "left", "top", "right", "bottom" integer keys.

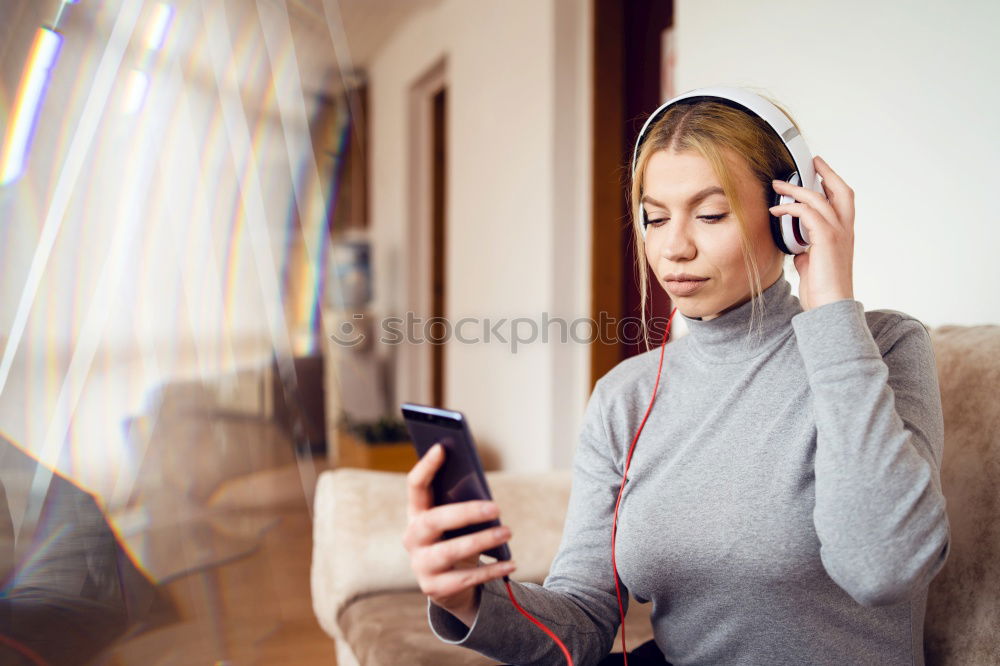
[
  {"left": 401, "top": 443, "right": 517, "bottom": 626},
  {"left": 770, "top": 155, "right": 856, "bottom": 312}
]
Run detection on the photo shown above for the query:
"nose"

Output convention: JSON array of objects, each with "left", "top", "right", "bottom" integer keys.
[{"left": 658, "top": 217, "right": 697, "bottom": 262}]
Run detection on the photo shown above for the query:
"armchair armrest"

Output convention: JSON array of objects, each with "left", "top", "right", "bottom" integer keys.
[{"left": 310, "top": 467, "right": 572, "bottom": 644}]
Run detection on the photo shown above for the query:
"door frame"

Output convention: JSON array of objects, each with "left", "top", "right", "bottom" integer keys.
[{"left": 398, "top": 57, "right": 448, "bottom": 408}]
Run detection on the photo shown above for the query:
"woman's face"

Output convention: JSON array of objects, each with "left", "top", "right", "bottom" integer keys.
[{"left": 641, "top": 148, "right": 783, "bottom": 321}]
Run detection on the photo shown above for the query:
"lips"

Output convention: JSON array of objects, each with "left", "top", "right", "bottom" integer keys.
[{"left": 664, "top": 277, "right": 708, "bottom": 296}]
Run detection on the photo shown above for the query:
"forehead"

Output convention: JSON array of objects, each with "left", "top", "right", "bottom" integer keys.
[
  {"left": 643, "top": 150, "right": 718, "bottom": 190},
  {"left": 641, "top": 148, "right": 750, "bottom": 203}
]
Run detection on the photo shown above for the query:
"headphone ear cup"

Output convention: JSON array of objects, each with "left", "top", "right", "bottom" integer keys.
[{"left": 768, "top": 171, "right": 811, "bottom": 255}]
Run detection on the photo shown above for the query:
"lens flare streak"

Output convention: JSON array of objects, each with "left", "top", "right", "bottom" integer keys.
[
  {"left": 0, "top": 2, "right": 143, "bottom": 399},
  {"left": 145, "top": 3, "right": 174, "bottom": 52},
  {"left": 0, "top": 27, "right": 63, "bottom": 186}
]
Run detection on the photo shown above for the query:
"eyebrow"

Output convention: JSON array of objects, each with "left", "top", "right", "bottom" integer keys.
[{"left": 641, "top": 186, "right": 725, "bottom": 208}]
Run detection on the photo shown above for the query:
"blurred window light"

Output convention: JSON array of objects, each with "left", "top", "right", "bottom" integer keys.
[
  {"left": 146, "top": 3, "right": 174, "bottom": 51},
  {"left": 122, "top": 69, "right": 149, "bottom": 115},
  {"left": 0, "top": 27, "right": 63, "bottom": 186}
]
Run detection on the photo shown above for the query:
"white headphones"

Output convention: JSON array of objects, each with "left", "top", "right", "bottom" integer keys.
[{"left": 631, "top": 86, "right": 823, "bottom": 255}]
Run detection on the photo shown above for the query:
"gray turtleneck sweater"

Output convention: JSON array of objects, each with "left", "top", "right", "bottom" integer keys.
[{"left": 426, "top": 273, "right": 950, "bottom": 665}]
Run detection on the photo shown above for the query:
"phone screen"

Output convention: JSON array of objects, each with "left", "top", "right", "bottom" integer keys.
[{"left": 400, "top": 402, "right": 511, "bottom": 561}]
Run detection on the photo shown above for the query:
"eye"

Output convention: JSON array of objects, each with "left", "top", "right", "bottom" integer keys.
[{"left": 643, "top": 214, "right": 727, "bottom": 229}]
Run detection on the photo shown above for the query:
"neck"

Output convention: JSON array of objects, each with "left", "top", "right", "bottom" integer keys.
[{"left": 679, "top": 273, "right": 802, "bottom": 363}]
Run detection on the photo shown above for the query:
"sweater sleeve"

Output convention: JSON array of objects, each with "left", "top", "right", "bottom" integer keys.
[
  {"left": 790, "top": 298, "right": 951, "bottom": 607},
  {"left": 426, "top": 378, "right": 628, "bottom": 665}
]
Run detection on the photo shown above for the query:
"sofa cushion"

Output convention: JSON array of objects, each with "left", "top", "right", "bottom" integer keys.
[
  {"left": 925, "top": 324, "right": 1000, "bottom": 664},
  {"left": 339, "top": 590, "right": 655, "bottom": 664},
  {"left": 340, "top": 591, "right": 494, "bottom": 665},
  {"left": 311, "top": 468, "right": 574, "bottom": 649}
]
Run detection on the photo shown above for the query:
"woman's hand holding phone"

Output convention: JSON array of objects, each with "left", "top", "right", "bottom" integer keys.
[{"left": 402, "top": 442, "right": 517, "bottom": 627}]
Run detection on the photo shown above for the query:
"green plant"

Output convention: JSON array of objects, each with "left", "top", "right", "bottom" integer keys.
[{"left": 338, "top": 411, "right": 410, "bottom": 444}]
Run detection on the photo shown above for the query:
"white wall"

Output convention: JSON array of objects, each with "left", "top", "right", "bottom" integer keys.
[
  {"left": 368, "top": 0, "right": 592, "bottom": 471},
  {"left": 674, "top": 0, "right": 1000, "bottom": 327}
]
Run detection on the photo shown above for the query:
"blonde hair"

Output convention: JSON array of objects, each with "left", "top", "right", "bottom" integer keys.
[{"left": 630, "top": 93, "right": 803, "bottom": 352}]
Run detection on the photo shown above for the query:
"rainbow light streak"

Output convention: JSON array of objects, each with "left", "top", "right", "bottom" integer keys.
[
  {"left": 320, "top": 114, "right": 352, "bottom": 303},
  {"left": 257, "top": 0, "right": 343, "bottom": 355},
  {"left": 219, "top": 19, "right": 283, "bottom": 342},
  {"left": 0, "top": 27, "right": 63, "bottom": 186},
  {"left": 203, "top": 1, "right": 296, "bottom": 373},
  {"left": 0, "top": 523, "right": 70, "bottom": 595},
  {"left": 146, "top": 3, "right": 174, "bottom": 52},
  {"left": 122, "top": 69, "right": 150, "bottom": 114}
]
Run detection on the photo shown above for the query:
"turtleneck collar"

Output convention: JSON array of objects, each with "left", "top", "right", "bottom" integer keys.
[{"left": 679, "top": 272, "right": 803, "bottom": 364}]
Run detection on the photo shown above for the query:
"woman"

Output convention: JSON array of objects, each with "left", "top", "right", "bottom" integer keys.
[{"left": 402, "top": 91, "right": 950, "bottom": 665}]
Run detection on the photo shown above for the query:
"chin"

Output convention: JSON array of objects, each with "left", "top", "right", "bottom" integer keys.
[
  {"left": 676, "top": 301, "right": 719, "bottom": 320},
  {"left": 677, "top": 305, "right": 706, "bottom": 318}
]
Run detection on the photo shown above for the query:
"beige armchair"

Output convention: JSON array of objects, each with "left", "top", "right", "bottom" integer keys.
[
  {"left": 311, "top": 323, "right": 1000, "bottom": 665},
  {"left": 310, "top": 468, "right": 653, "bottom": 665}
]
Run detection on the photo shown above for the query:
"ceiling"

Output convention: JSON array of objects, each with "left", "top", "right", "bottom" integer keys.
[
  {"left": 0, "top": 0, "right": 444, "bottom": 99},
  {"left": 284, "top": 0, "right": 443, "bottom": 94}
]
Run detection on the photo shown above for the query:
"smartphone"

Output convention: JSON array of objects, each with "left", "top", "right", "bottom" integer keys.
[{"left": 400, "top": 402, "right": 511, "bottom": 562}]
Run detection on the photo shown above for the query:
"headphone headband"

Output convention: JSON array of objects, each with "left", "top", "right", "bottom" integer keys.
[{"left": 631, "top": 86, "right": 822, "bottom": 253}]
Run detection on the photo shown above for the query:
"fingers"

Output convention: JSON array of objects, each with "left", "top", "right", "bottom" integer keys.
[
  {"left": 772, "top": 155, "right": 857, "bottom": 237},
  {"left": 812, "top": 155, "right": 855, "bottom": 228},
  {"left": 406, "top": 442, "right": 445, "bottom": 520},
  {"left": 813, "top": 155, "right": 853, "bottom": 200},
  {"left": 771, "top": 178, "right": 842, "bottom": 233},
  {"left": 772, "top": 156, "right": 856, "bottom": 234},
  {"left": 768, "top": 201, "right": 849, "bottom": 245},
  {"left": 419, "top": 559, "right": 518, "bottom": 600},
  {"left": 406, "top": 499, "right": 499, "bottom": 550},
  {"left": 402, "top": 446, "right": 514, "bottom": 613},
  {"left": 417, "top": 523, "right": 512, "bottom": 575}
]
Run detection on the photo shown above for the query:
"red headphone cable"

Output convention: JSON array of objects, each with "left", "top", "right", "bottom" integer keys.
[
  {"left": 500, "top": 307, "right": 677, "bottom": 666},
  {"left": 612, "top": 306, "right": 678, "bottom": 664},
  {"left": 0, "top": 635, "right": 49, "bottom": 666},
  {"left": 504, "top": 575, "right": 574, "bottom": 665}
]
